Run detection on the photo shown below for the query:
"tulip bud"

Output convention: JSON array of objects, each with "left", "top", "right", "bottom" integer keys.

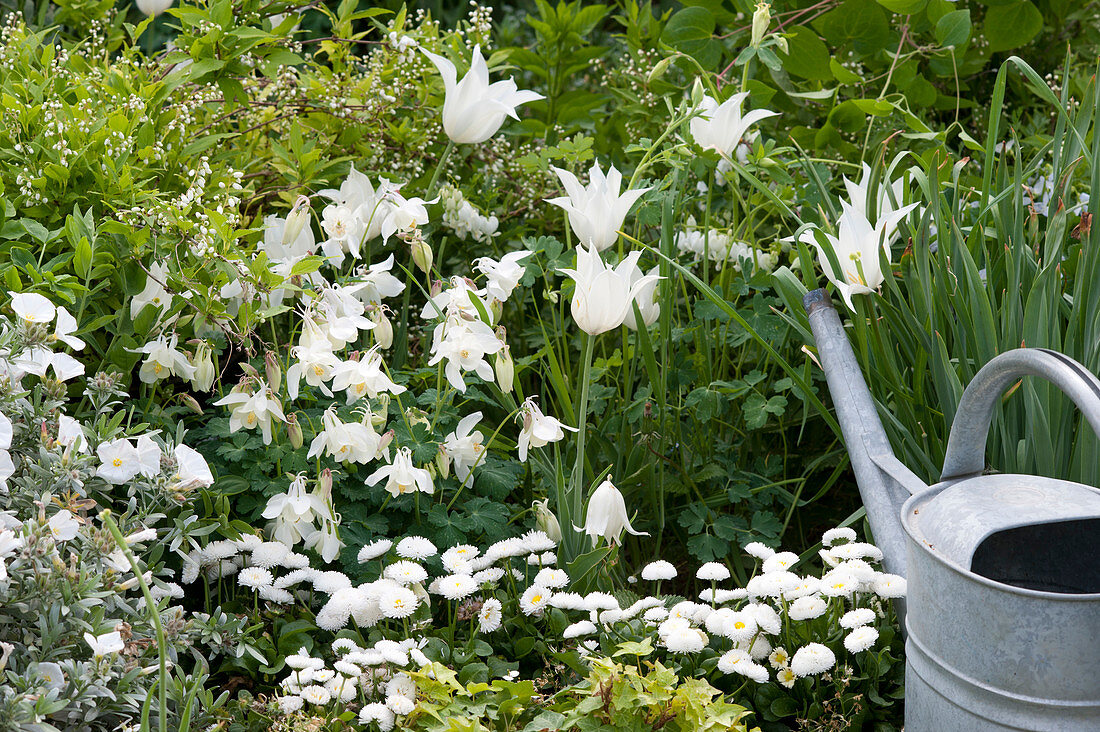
[
  {"left": 282, "top": 195, "right": 311, "bottom": 248},
  {"left": 411, "top": 239, "right": 433, "bottom": 275},
  {"left": 436, "top": 445, "right": 450, "bottom": 480},
  {"left": 286, "top": 413, "right": 304, "bottom": 449},
  {"left": 495, "top": 344, "right": 514, "bottom": 393},
  {"left": 264, "top": 351, "right": 282, "bottom": 392},
  {"left": 371, "top": 307, "right": 393, "bottom": 349},
  {"left": 190, "top": 341, "right": 216, "bottom": 392},
  {"left": 751, "top": 2, "right": 771, "bottom": 48},
  {"left": 533, "top": 499, "right": 562, "bottom": 543}
]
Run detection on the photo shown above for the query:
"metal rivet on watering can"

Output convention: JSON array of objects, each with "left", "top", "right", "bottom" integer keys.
[{"left": 803, "top": 289, "right": 1100, "bottom": 732}]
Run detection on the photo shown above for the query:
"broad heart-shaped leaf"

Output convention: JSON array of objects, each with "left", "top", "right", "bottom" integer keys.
[
  {"left": 983, "top": 0, "right": 1042, "bottom": 51},
  {"left": 780, "top": 26, "right": 832, "bottom": 81},
  {"left": 814, "top": 0, "right": 890, "bottom": 55},
  {"left": 875, "top": 0, "right": 926, "bottom": 12},
  {"left": 935, "top": 9, "right": 971, "bottom": 47},
  {"left": 661, "top": 7, "right": 722, "bottom": 70}
]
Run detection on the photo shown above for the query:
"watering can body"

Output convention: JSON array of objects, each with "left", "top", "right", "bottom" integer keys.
[{"left": 804, "top": 290, "right": 1100, "bottom": 731}]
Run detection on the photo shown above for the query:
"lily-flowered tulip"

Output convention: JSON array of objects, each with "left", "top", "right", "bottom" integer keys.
[
  {"left": 623, "top": 262, "right": 662, "bottom": 331},
  {"left": 689, "top": 92, "right": 778, "bottom": 159},
  {"left": 843, "top": 162, "right": 907, "bottom": 221},
  {"left": 801, "top": 200, "right": 918, "bottom": 311},
  {"left": 422, "top": 45, "right": 543, "bottom": 144},
  {"left": 575, "top": 476, "right": 648, "bottom": 547},
  {"left": 559, "top": 243, "right": 660, "bottom": 335},
  {"left": 546, "top": 162, "right": 650, "bottom": 251}
]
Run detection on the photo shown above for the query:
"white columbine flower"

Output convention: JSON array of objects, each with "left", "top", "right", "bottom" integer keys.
[
  {"left": 516, "top": 397, "right": 576, "bottom": 462},
  {"left": 421, "top": 45, "right": 543, "bottom": 144},
  {"left": 442, "top": 412, "right": 485, "bottom": 487},
  {"left": 559, "top": 243, "right": 660, "bottom": 335},
  {"left": 427, "top": 317, "right": 502, "bottom": 393},
  {"left": 546, "top": 162, "right": 650, "bottom": 251},
  {"left": 137, "top": 333, "right": 196, "bottom": 384},
  {"left": 330, "top": 349, "right": 406, "bottom": 404},
  {"left": 575, "top": 476, "right": 648, "bottom": 547},
  {"left": 474, "top": 250, "right": 534, "bottom": 302},
  {"left": 214, "top": 380, "right": 286, "bottom": 445},
  {"left": 689, "top": 92, "right": 778, "bottom": 159},
  {"left": 366, "top": 447, "right": 434, "bottom": 497}
]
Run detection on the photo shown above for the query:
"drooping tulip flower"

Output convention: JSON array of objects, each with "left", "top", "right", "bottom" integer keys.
[
  {"left": 559, "top": 243, "right": 660, "bottom": 336},
  {"left": 546, "top": 162, "right": 651, "bottom": 251},
  {"left": 575, "top": 476, "right": 648, "bottom": 547},
  {"left": 801, "top": 200, "right": 918, "bottom": 311},
  {"left": 421, "top": 45, "right": 543, "bottom": 144},
  {"left": 689, "top": 92, "right": 778, "bottom": 159}
]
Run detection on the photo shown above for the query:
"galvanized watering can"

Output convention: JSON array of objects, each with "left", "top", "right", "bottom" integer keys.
[{"left": 803, "top": 289, "right": 1100, "bottom": 731}]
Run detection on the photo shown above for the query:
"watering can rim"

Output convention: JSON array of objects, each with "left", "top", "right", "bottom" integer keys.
[{"left": 901, "top": 477, "right": 1100, "bottom": 601}]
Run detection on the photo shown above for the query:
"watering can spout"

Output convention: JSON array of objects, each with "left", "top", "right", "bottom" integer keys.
[{"left": 802, "top": 290, "right": 926, "bottom": 583}]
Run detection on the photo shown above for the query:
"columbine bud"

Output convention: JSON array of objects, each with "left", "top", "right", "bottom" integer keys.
[
  {"left": 286, "top": 413, "right": 304, "bottom": 449},
  {"left": 647, "top": 55, "right": 673, "bottom": 85},
  {"left": 282, "top": 195, "right": 311, "bottom": 248},
  {"left": 406, "top": 408, "right": 429, "bottom": 427},
  {"left": 489, "top": 298, "right": 503, "bottom": 324},
  {"left": 240, "top": 362, "right": 260, "bottom": 380},
  {"left": 318, "top": 469, "right": 333, "bottom": 502},
  {"left": 430, "top": 279, "right": 443, "bottom": 298},
  {"left": 495, "top": 344, "right": 514, "bottom": 393},
  {"left": 264, "top": 351, "right": 282, "bottom": 392},
  {"left": 411, "top": 239, "right": 433, "bottom": 275},
  {"left": 378, "top": 429, "right": 395, "bottom": 455},
  {"left": 373, "top": 396, "right": 390, "bottom": 428},
  {"left": 180, "top": 394, "right": 203, "bottom": 414},
  {"left": 691, "top": 77, "right": 706, "bottom": 107},
  {"left": 751, "top": 2, "right": 771, "bottom": 48},
  {"left": 371, "top": 307, "right": 393, "bottom": 349},
  {"left": 533, "top": 498, "right": 562, "bottom": 543},
  {"left": 436, "top": 445, "right": 450, "bottom": 480}
]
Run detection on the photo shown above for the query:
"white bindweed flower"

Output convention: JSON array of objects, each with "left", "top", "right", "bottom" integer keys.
[
  {"left": 10, "top": 292, "right": 55, "bottom": 323},
  {"left": 84, "top": 630, "right": 124, "bottom": 657},
  {"left": 367, "top": 447, "right": 434, "bottom": 497},
  {"left": 48, "top": 510, "right": 80, "bottom": 542},
  {"left": 690, "top": 92, "right": 778, "bottom": 159},
  {"left": 171, "top": 444, "right": 213, "bottom": 491},
  {"left": 421, "top": 45, "right": 543, "bottom": 144},
  {"left": 51, "top": 307, "right": 84, "bottom": 350},
  {"left": 96, "top": 438, "right": 142, "bottom": 485},
  {"left": 559, "top": 243, "right": 660, "bottom": 335},
  {"left": 516, "top": 397, "right": 575, "bottom": 462},
  {"left": 546, "top": 162, "right": 650, "bottom": 252},
  {"left": 575, "top": 476, "right": 648, "bottom": 547}
]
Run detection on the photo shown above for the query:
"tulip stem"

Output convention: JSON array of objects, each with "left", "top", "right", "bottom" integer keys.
[
  {"left": 426, "top": 140, "right": 456, "bottom": 198},
  {"left": 568, "top": 333, "right": 597, "bottom": 547}
]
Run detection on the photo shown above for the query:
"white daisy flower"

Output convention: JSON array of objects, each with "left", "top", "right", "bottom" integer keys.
[
  {"left": 643, "top": 606, "right": 669, "bottom": 623},
  {"left": 478, "top": 598, "right": 503, "bottom": 632},
  {"left": 767, "top": 647, "right": 789, "bottom": 670},
  {"left": 822, "top": 527, "right": 857, "bottom": 546},
  {"left": 788, "top": 595, "right": 828, "bottom": 621},
  {"left": 383, "top": 561, "right": 429, "bottom": 585},
  {"left": 379, "top": 586, "right": 418, "bottom": 618},
  {"left": 386, "top": 694, "right": 415, "bottom": 715},
  {"left": 790, "top": 643, "right": 836, "bottom": 677},
  {"left": 396, "top": 535, "right": 437, "bottom": 560},
  {"left": 563, "top": 620, "right": 598, "bottom": 639},
  {"left": 436, "top": 574, "right": 478, "bottom": 601},
  {"left": 872, "top": 573, "right": 906, "bottom": 598},
  {"left": 520, "top": 585, "right": 551, "bottom": 616},
  {"left": 820, "top": 570, "right": 860, "bottom": 598},
  {"left": 661, "top": 627, "right": 707, "bottom": 654},
  {"left": 358, "top": 538, "right": 394, "bottom": 563},
  {"left": 746, "top": 603, "right": 782, "bottom": 634},
  {"left": 299, "top": 684, "right": 331, "bottom": 705},
  {"left": 722, "top": 611, "right": 758, "bottom": 643},
  {"left": 844, "top": 625, "right": 879, "bottom": 653},
  {"left": 761, "top": 551, "right": 799, "bottom": 574},
  {"left": 250, "top": 541, "right": 290, "bottom": 569},
  {"left": 275, "top": 695, "right": 304, "bottom": 714},
  {"left": 717, "top": 649, "right": 768, "bottom": 682},
  {"left": 583, "top": 592, "right": 619, "bottom": 611},
  {"left": 743, "top": 541, "right": 775, "bottom": 560},
  {"left": 238, "top": 567, "right": 274, "bottom": 589},
  {"left": 533, "top": 567, "right": 569, "bottom": 589},
  {"left": 359, "top": 702, "right": 396, "bottom": 731},
  {"left": 696, "top": 562, "right": 730, "bottom": 581},
  {"left": 829, "top": 542, "right": 883, "bottom": 562},
  {"left": 641, "top": 559, "right": 677, "bottom": 581},
  {"left": 777, "top": 666, "right": 797, "bottom": 688},
  {"left": 472, "top": 567, "right": 505, "bottom": 585},
  {"left": 548, "top": 591, "right": 585, "bottom": 610},
  {"left": 840, "top": 608, "right": 876, "bottom": 629}
]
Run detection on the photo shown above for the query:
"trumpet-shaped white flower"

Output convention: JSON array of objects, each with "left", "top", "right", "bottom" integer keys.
[
  {"left": 52, "top": 307, "right": 84, "bottom": 350},
  {"left": 443, "top": 412, "right": 485, "bottom": 486},
  {"left": 546, "top": 163, "right": 650, "bottom": 251},
  {"left": 48, "top": 510, "right": 80, "bottom": 542},
  {"left": 137, "top": 333, "right": 196, "bottom": 384},
  {"left": 575, "top": 476, "right": 648, "bottom": 547},
  {"left": 214, "top": 380, "right": 286, "bottom": 445},
  {"left": 844, "top": 162, "right": 907, "bottom": 221},
  {"left": 10, "top": 292, "right": 55, "bottom": 323},
  {"left": 84, "top": 630, "right": 125, "bottom": 657},
  {"left": 517, "top": 397, "right": 575, "bottom": 462},
  {"left": 801, "top": 200, "right": 919, "bottom": 311},
  {"left": 96, "top": 438, "right": 143, "bottom": 484},
  {"left": 690, "top": 92, "right": 778, "bottom": 158},
  {"left": 422, "top": 45, "right": 543, "bottom": 144},
  {"left": 171, "top": 444, "right": 214, "bottom": 490},
  {"left": 136, "top": 0, "right": 172, "bottom": 17},
  {"left": 559, "top": 243, "right": 660, "bottom": 335},
  {"left": 367, "top": 447, "right": 434, "bottom": 497},
  {"left": 474, "top": 250, "right": 534, "bottom": 302},
  {"left": 130, "top": 262, "right": 172, "bottom": 320}
]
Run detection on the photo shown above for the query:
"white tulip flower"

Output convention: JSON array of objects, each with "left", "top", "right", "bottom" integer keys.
[
  {"left": 843, "top": 162, "right": 907, "bottom": 221},
  {"left": 801, "top": 200, "right": 918, "bottom": 311},
  {"left": 422, "top": 45, "right": 543, "bottom": 144},
  {"left": 575, "top": 476, "right": 648, "bottom": 547},
  {"left": 623, "top": 262, "right": 661, "bottom": 331},
  {"left": 689, "top": 92, "right": 778, "bottom": 159},
  {"left": 559, "top": 243, "right": 660, "bottom": 336},
  {"left": 546, "top": 162, "right": 650, "bottom": 251}
]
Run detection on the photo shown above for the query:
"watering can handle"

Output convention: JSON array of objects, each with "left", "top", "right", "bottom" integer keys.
[{"left": 940, "top": 348, "right": 1100, "bottom": 480}]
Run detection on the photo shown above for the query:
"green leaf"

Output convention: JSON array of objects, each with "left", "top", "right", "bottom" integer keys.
[
  {"left": 814, "top": 0, "right": 890, "bottom": 55},
  {"left": 983, "top": 1, "right": 1042, "bottom": 52},
  {"left": 875, "top": 0, "right": 926, "bottom": 13},
  {"left": 661, "top": 7, "right": 721, "bottom": 70},
  {"left": 780, "top": 26, "right": 832, "bottom": 81},
  {"left": 935, "top": 9, "right": 971, "bottom": 47}
]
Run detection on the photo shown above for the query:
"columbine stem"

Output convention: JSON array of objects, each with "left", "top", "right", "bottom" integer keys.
[{"left": 426, "top": 139, "right": 456, "bottom": 198}]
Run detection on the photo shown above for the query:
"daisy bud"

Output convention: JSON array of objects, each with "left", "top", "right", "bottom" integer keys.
[
  {"left": 411, "top": 239, "right": 433, "bottom": 275},
  {"left": 751, "top": 2, "right": 771, "bottom": 48},
  {"left": 495, "top": 344, "right": 514, "bottom": 393},
  {"left": 285, "top": 413, "right": 304, "bottom": 449},
  {"left": 282, "top": 195, "right": 311, "bottom": 248},
  {"left": 264, "top": 351, "right": 282, "bottom": 392}
]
